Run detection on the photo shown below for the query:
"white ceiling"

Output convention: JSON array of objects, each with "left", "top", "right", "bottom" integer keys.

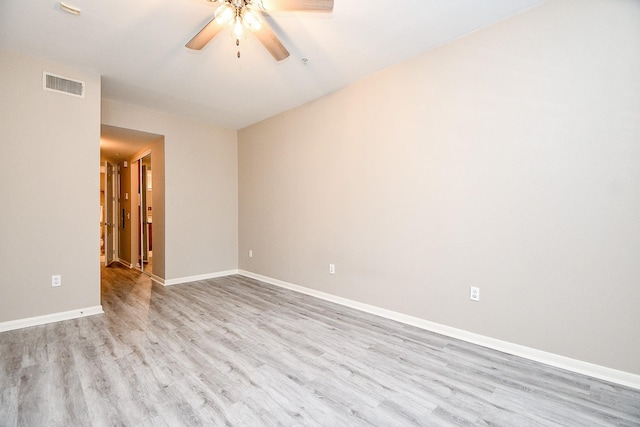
[{"left": 1, "top": 0, "right": 544, "bottom": 130}]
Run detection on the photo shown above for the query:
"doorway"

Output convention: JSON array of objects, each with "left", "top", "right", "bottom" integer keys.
[{"left": 100, "top": 125, "right": 165, "bottom": 282}]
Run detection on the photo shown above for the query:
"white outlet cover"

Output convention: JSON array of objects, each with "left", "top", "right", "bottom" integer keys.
[{"left": 470, "top": 286, "right": 480, "bottom": 301}]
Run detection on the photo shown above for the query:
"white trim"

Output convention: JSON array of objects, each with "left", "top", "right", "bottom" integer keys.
[
  {"left": 147, "top": 273, "right": 165, "bottom": 285},
  {"left": 0, "top": 306, "right": 104, "bottom": 333},
  {"left": 163, "top": 269, "right": 240, "bottom": 287},
  {"left": 238, "top": 270, "right": 640, "bottom": 390}
]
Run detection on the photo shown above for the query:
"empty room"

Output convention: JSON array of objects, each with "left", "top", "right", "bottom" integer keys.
[{"left": 1, "top": 0, "right": 639, "bottom": 425}]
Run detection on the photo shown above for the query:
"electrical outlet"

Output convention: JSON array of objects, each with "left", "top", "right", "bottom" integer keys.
[
  {"left": 329, "top": 264, "right": 336, "bottom": 275},
  {"left": 470, "top": 286, "right": 480, "bottom": 301},
  {"left": 249, "top": 250, "right": 253, "bottom": 258},
  {"left": 52, "top": 275, "right": 62, "bottom": 287}
]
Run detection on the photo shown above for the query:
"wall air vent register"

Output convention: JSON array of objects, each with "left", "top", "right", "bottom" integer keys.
[{"left": 43, "top": 72, "right": 85, "bottom": 98}]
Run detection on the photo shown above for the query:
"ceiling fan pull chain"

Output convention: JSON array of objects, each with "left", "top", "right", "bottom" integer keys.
[{"left": 236, "top": 38, "right": 241, "bottom": 58}]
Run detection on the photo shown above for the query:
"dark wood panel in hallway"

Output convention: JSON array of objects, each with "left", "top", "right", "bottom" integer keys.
[{"left": 1, "top": 264, "right": 638, "bottom": 426}]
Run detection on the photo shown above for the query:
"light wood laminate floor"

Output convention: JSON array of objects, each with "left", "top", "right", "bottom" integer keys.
[{"left": 1, "top": 264, "right": 638, "bottom": 426}]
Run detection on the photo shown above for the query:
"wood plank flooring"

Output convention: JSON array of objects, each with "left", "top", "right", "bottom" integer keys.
[{"left": 1, "top": 264, "right": 639, "bottom": 426}]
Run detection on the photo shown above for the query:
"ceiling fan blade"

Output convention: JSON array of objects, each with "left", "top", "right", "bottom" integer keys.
[
  {"left": 258, "top": 0, "right": 333, "bottom": 12},
  {"left": 253, "top": 23, "right": 290, "bottom": 61},
  {"left": 186, "top": 17, "right": 225, "bottom": 50}
]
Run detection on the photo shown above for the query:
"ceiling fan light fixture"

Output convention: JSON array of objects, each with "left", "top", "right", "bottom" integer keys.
[
  {"left": 187, "top": 0, "right": 334, "bottom": 60},
  {"left": 233, "top": 16, "right": 245, "bottom": 39},
  {"left": 214, "top": 3, "right": 235, "bottom": 25},
  {"left": 243, "top": 8, "right": 262, "bottom": 31}
]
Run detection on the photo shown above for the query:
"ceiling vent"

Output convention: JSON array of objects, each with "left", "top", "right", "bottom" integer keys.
[{"left": 43, "top": 72, "right": 85, "bottom": 98}]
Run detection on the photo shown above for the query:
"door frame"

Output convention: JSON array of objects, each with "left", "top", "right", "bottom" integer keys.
[
  {"left": 132, "top": 150, "right": 152, "bottom": 275},
  {"left": 103, "top": 161, "right": 118, "bottom": 266}
]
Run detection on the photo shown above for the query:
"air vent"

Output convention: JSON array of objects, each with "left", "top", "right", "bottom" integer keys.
[{"left": 43, "top": 72, "right": 85, "bottom": 98}]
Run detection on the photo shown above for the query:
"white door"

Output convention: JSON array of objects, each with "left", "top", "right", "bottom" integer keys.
[{"left": 104, "top": 161, "right": 116, "bottom": 266}]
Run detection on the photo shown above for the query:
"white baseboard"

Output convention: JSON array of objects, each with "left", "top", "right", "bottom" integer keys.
[
  {"left": 147, "top": 273, "right": 165, "bottom": 285},
  {"left": 238, "top": 270, "right": 640, "bottom": 390},
  {"left": 163, "top": 269, "right": 240, "bottom": 287},
  {"left": 0, "top": 306, "right": 104, "bottom": 333}
]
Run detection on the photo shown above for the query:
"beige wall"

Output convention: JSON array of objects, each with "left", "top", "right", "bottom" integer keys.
[
  {"left": 239, "top": 0, "right": 640, "bottom": 374},
  {"left": 0, "top": 49, "right": 101, "bottom": 321},
  {"left": 0, "top": 51, "right": 236, "bottom": 322},
  {"left": 148, "top": 138, "right": 166, "bottom": 279},
  {"left": 101, "top": 100, "right": 238, "bottom": 280}
]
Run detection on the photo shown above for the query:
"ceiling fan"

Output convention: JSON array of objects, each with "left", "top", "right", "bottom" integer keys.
[{"left": 186, "top": 0, "right": 334, "bottom": 61}]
